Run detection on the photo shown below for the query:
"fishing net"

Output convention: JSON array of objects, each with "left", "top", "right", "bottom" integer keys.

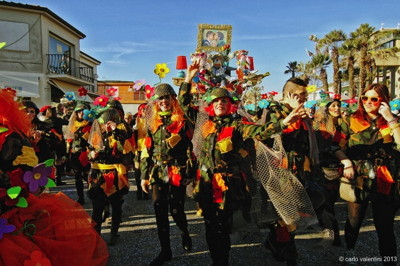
[
  {"left": 87, "top": 120, "right": 104, "bottom": 151},
  {"left": 255, "top": 134, "right": 317, "bottom": 229}
]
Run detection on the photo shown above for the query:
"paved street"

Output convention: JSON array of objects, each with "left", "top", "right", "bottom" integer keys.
[{"left": 50, "top": 174, "right": 400, "bottom": 266}]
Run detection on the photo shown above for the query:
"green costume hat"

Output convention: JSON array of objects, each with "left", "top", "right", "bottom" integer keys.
[
  {"left": 153, "top": 83, "right": 176, "bottom": 99},
  {"left": 207, "top": 87, "right": 233, "bottom": 103}
]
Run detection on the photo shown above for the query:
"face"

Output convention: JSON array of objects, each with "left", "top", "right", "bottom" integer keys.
[
  {"left": 213, "top": 97, "right": 230, "bottom": 116},
  {"left": 124, "top": 116, "right": 132, "bottom": 123},
  {"left": 291, "top": 88, "right": 308, "bottom": 104},
  {"left": 157, "top": 95, "right": 172, "bottom": 112},
  {"left": 25, "top": 107, "right": 36, "bottom": 121},
  {"left": 76, "top": 110, "right": 84, "bottom": 120},
  {"left": 328, "top": 101, "right": 341, "bottom": 118},
  {"left": 361, "top": 89, "right": 381, "bottom": 115}
]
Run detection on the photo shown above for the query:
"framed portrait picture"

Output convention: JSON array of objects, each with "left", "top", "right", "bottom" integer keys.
[{"left": 197, "top": 24, "right": 232, "bottom": 52}]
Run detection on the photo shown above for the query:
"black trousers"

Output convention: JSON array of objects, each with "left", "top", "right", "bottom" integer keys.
[
  {"left": 90, "top": 187, "right": 123, "bottom": 235},
  {"left": 152, "top": 183, "right": 188, "bottom": 251},
  {"left": 345, "top": 192, "right": 399, "bottom": 265},
  {"left": 202, "top": 204, "right": 232, "bottom": 265}
]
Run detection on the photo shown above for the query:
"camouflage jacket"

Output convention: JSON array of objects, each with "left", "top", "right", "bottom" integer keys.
[
  {"left": 179, "top": 82, "right": 286, "bottom": 209},
  {"left": 140, "top": 112, "right": 194, "bottom": 186}
]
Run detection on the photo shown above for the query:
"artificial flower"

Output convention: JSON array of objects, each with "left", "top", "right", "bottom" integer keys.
[
  {"left": 244, "top": 103, "right": 256, "bottom": 111},
  {"left": 261, "top": 93, "right": 268, "bottom": 99},
  {"left": 304, "top": 100, "right": 317, "bottom": 109},
  {"left": 23, "top": 250, "right": 51, "bottom": 266},
  {"left": 0, "top": 186, "right": 28, "bottom": 208},
  {"left": 341, "top": 102, "right": 349, "bottom": 108},
  {"left": 258, "top": 99, "right": 270, "bottom": 109},
  {"left": 144, "top": 85, "right": 154, "bottom": 99},
  {"left": 133, "top": 79, "right": 146, "bottom": 91},
  {"left": 94, "top": 95, "right": 109, "bottom": 107},
  {"left": 268, "top": 91, "right": 278, "bottom": 96},
  {"left": 389, "top": 99, "right": 400, "bottom": 111},
  {"left": 306, "top": 85, "right": 317, "bottom": 93},
  {"left": 106, "top": 87, "right": 118, "bottom": 96},
  {"left": 0, "top": 218, "right": 16, "bottom": 240},
  {"left": 83, "top": 109, "right": 96, "bottom": 122},
  {"left": 154, "top": 63, "right": 170, "bottom": 79},
  {"left": 346, "top": 98, "right": 357, "bottom": 104},
  {"left": 113, "top": 96, "right": 121, "bottom": 101},
  {"left": 65, "top": 92, "right": 76, "bottom": 101},
  {"left": 78, "top": 86, "right": 88, "bottom": 96},
  {"left": 23, "top": 163, "right": 52, "bottom": 193}
]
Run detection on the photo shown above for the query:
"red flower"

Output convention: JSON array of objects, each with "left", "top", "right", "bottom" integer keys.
[
  {"left": 113, "top": 96, "right": 121, "bottom": 101},
  {"left": 268, "top": 91, "right": 278, "bottom": 96},
  {"left": 261, "top": 93, "right": 268, "bottom": 99},
  {"left": 78, "top": 87, "right": 88, "bottom": 96},
  {"left": 94, "top": 95, "right": 109, "bottom": 107},
  {"left": 106, "top": 87, "right": 118, "bottom": 96},
  {"left": 144, "top": 85, "right": 154, "bottom": 99}
]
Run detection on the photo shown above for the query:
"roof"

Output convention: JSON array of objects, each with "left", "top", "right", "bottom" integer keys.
[{"left": 0, "top": 1, "right": 86, "bottom": 39}]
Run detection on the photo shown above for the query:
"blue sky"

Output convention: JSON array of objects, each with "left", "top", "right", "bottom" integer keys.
[{"left": 24, "top": 0, "right": 400, "bottom": 92}]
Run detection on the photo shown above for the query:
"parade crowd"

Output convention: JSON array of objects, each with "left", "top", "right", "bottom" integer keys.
[{"left": 1, "top": 60, "right": 400, "bottom": 266}]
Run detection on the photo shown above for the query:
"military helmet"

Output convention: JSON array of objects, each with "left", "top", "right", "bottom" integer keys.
[
  {"left": 208, "top": 87, "right": 233, "bottom": 103},
  {"left": 153, "top": 83, "right": 176, "bottom": 99}
]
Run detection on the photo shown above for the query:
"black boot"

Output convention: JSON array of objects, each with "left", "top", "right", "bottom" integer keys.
[
  {"left": 149, "top": 249, "right": 172, "bottom": 266},
  {"left": 181, "top": 231, "right": 192, "bottom": 251},
  {"left": 264, "top": 222, "right": 297, "bottom": 263},
  {"left": 109, "top": 223, "right": 120, "bottom": 246}
]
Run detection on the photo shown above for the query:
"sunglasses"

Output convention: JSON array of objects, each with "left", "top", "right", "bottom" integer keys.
[
  {"left": 25, "top": 110, "right": 36, "bottom": 114},
  {"left": 361, "top": 95, "right": 381, "bottom": 103}
]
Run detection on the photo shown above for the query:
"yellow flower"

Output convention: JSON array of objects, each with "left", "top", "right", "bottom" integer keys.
[{"left": 154, "top": 63, "right": 170, "bottom": 78}]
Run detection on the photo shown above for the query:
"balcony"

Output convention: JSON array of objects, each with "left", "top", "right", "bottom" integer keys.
[{"left": 46, "top": 54, "right": 95, "bottom": 86}]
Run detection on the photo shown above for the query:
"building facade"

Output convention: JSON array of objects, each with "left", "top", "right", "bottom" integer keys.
[{"left": 0, "top": 2, "right": 100, "bottom": 107}]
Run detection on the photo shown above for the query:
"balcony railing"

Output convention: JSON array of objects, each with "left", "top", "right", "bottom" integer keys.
[{"left": 47, "top": 54, "right": 95, "bottom": 83}]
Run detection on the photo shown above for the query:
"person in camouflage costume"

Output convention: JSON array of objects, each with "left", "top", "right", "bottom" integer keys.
[
  {"left": 140, "top": 83, "right": 194, "bottom": 266},
  {"left": 66, "top": 103, "right": 92, "bottom": 205},
  {"left": 87, "top": 108, "right": 130, "bottom": 246},
  {"left": 340, "top": 83, "right": 400, "bottom": 264},
  {"left": 179, "top": 62, "right": 304, "bottom": 266}
]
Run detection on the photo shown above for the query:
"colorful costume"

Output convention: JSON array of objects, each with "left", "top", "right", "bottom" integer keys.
[{"left": 0, "top": 91, "right": 108, "bottom": 265}]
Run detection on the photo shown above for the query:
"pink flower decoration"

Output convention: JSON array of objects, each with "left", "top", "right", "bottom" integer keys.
[
  {"left": 144, "top": 85, "right": 154, "bottom": 99},
  {"left": 23, "top": 163, "right": 52, "bottom": 193},
  {"left": 133, "top": 79, "right": 146, "bottom": 91},
  {"left": 78, "top": 87, "right": 88, "bottom": 96},
  {"left": 106, "top": 87, "right": 118, "bottom": 96},
  {"left": 94, "top": 95, "right": 109, "bottom": 107}
]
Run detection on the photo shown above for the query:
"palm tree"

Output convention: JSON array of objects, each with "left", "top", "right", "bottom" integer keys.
[
  {"left": 350, "top": 23, "right": 376, "bottom": 92},
  {"left": 309, "top": 54, "right": 332, "bottom": 91},
  {"left": 339, "top": 38, "right": 358, "bottom": 98},
  {"left": 318, "top": 30, "right": 347, "bottom": 95},
  {"left": 284, "top": 61, "right": 298, "bottom": 78}
]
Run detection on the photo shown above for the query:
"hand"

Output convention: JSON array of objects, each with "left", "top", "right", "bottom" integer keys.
[
  {"left": 378, "top": 102, "right": 395, "bottom": 122},
  {"left": 282, "top": 104, "right": 307, "bottom": 126},
  {"left": 284, "top": 92, "right": 301, "bottom": 109},
  {"left": 141, "top": 179, "right": 150, "bottom": 194},
  {"left": 105, "top": 121, "right": 117, "bottom": 132},
  {"left": 185, "top": 59, "right": 200, "bottom": 83},
  {"left": 343, "top": 166, "right": 355, "bottom": 179}
]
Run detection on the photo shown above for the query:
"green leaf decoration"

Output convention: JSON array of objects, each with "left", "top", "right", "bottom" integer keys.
[
  {"left": 16, "top": 197, "right": 28, "bottom": 208},
  {"left": 45, "top": 178, "right": 56, "bottom": 188},
  {"left": 0, "top": 127, "right": 9, "bottom": 133},
  {"left": 7, "top": 186, "right": 21, "bottom": 199},
  {"left": 43, "top": 159, "right": 54, "bottom": 167}
]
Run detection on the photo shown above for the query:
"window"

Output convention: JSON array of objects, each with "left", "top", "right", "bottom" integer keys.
[
  {"left": 0, "top": 21, "right": 29, "bottom": 51},
  {"left": 49, "top": 35, "right": 71, "bottom": 55}
]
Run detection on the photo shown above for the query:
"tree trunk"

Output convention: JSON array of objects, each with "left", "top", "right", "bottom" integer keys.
[
  {"left": 332, "top": 48, "right": 340, "bottom": 95},
  {"left": 359, "top": 45, "right": 367, "bottom": 90},
  {"left": 348, "top": 56, "right": 355, "bottom": 98},
  {"left": 321, "top": 69, "right": 329, "bottom": 91}
]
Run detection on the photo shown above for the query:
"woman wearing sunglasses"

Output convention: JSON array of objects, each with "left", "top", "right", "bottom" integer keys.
[{"left": 341, "top": 83, "right": 400, "bottom": 264}]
